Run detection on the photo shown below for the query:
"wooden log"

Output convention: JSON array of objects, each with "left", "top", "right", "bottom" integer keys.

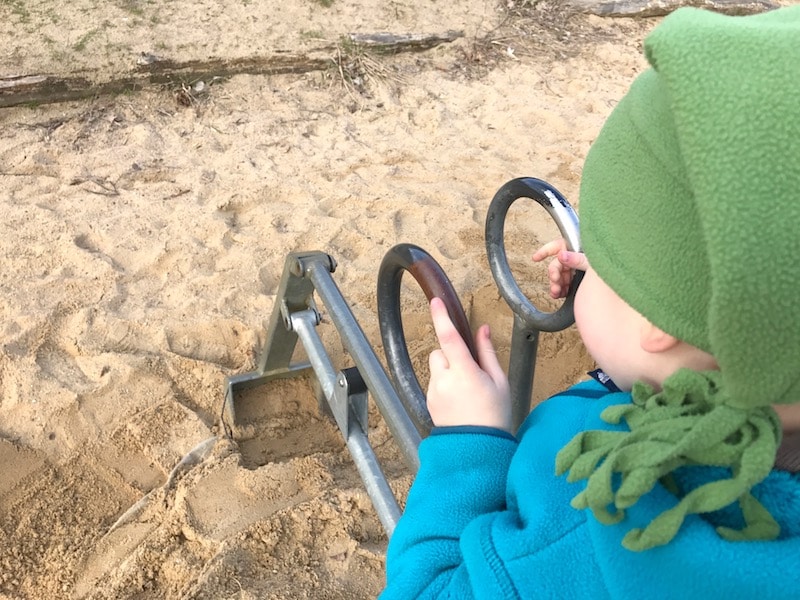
[
  {"left": 0, "top": 31, "right": 464, "bottom": 109},
  {"left": 347, "top": 30, "right": 464, "bottom": 52}
]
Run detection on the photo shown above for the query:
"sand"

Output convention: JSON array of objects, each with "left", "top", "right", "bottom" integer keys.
[{"left": 0, "top": 2, "right": 659, "bottom": 597}]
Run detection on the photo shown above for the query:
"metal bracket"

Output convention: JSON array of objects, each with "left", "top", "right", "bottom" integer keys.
[
  {"left": 221, "top": 252, "right": 334, "bottom": 436},
  {"left": 331, "top": 367, "right": 369, "bottom": 438}
]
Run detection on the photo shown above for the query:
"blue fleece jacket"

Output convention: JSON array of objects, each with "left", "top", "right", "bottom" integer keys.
[{"left": 382, "top": 380, "right": 800, "bottom": 599}]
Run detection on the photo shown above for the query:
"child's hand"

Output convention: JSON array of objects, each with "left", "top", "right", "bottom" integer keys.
[
  {"left": 531, "top": 239, "right": 589, "bottom": 299},
  {"left": 426, "top": 297, "right": 511, "bottom": 432}
]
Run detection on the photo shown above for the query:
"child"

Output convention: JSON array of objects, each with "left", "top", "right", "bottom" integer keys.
[{"left": 381, "top": 6, "right": 800, "bottom": 599}]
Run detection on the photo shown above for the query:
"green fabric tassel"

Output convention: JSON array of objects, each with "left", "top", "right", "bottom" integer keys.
[{"left": 555, "top": 369, "right": 782, "bottom": 551}]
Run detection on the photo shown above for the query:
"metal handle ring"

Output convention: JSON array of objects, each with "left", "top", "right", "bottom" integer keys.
[
  {"left": 377, "top": 243, "right": 475, "bottom": 436},
  {"left": 485, "top": 177, "right": 582, "bottom": 332}
]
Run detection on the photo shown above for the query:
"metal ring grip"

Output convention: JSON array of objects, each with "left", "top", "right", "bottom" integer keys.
[
  {"left": 485, "top": 177, "right": 582, "bottom": 332},
  {"left": 377, "top": 243, "right": 476, "bottom": 436}
]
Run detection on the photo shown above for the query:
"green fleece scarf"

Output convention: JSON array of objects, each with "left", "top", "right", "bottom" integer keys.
[
  {"left": 559, "top": 6, "right": 800, "bottom": 550},
  {"left": 557, "top": 369, "right": 782, "bottom": 550}
]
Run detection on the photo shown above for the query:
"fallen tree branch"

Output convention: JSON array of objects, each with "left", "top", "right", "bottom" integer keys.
[
  {"left": 0, "top": 31, "right": 464, "bottom": 109},
  {"left": 347, "top": 30, "right": 464, "bottom": 52}
]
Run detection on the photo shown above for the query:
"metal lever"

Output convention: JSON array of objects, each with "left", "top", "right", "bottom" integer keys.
[{"left": 485, "top": 177, "right": 582, "bottom": 429}]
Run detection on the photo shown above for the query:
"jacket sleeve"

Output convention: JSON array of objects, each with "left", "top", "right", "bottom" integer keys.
[{"left": 382, "top": 426, "right": 518, "bottom": 599}]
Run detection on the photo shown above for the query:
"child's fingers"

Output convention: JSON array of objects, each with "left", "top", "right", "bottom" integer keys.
[
  {"left": 547, "top": 259, "right": 572, "bottom": 298},
  {"left": 474, "top": 325, "right": 506, "bottom": 388},
  {"left": 558, "top": 250, "right": 589, "bottom": 272},
  {"left": 532, "top": 239, "right": 567, "bottom": 262},
  {"left": 429, "top": 348, "right": 449, "bottom": 373},
  {"left": 542, "top": 250, "right": 589, "bottom": 298},
  {"left": 548, "top": 259, "right": 572, "bottom": 284},
  {"left": 429, "top": 297, "right": 473, "bottom": 364}
]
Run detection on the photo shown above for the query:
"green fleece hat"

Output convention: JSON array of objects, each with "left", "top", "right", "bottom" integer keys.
[{"left": 556, "top": 6, "right": 800, "bottom": 550}]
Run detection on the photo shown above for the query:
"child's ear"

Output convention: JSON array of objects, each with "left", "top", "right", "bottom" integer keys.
[{"left": 639, "top": 320, "right": 680, "bottom": 353}]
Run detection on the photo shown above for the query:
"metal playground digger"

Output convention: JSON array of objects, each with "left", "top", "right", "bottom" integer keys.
[{"left": 221, "top": 178, "right": 581, "bottom": 537}]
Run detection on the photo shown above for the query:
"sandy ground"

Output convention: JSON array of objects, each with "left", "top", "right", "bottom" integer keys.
[{"left": 0, "top": 2, "right": 662, "bottom": 598}]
